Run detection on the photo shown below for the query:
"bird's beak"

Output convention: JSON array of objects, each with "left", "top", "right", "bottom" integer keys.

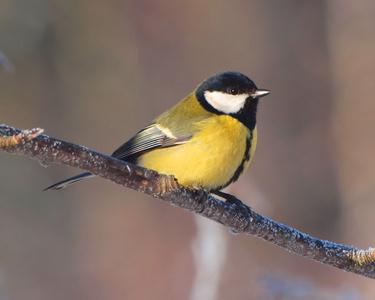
[{"left": 251, "top": 89, "right": 271, "bottom": 99}]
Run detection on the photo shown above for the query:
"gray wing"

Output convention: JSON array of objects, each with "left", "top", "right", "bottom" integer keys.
[
  {"left": 111, "top": 123, "right": 191, "bottom": 160},
  {"left": 44, "top": 123, "right": 191, "bottom": 191}
]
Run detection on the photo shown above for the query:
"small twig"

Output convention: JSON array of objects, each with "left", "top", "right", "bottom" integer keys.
[
  {"left": 0, "top": 128, "right": 44, "bottom": 147},
  {"left": 349, "top": 248, "right": 375, "bottom": 266},
  {"left": 1, "top": 124, "right": 375, "bottom": 279}
]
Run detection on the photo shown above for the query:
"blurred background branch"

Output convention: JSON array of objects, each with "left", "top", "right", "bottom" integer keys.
[{"left": 0, "top": 51, "right": 14, "bottom": 72}]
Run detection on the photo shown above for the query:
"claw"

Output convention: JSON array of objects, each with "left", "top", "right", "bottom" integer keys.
[{"left": 211, "top": 190, "right": 254, "bottom": 230}]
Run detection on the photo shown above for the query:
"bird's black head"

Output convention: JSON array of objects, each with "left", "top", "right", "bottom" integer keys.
[{"left": 196, "top": 71, "right": 270, "bottom": 130}]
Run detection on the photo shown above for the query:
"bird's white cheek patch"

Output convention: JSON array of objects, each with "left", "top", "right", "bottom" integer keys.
[{"left": 204, "top": 91, "right": 248, "bottom": 114}]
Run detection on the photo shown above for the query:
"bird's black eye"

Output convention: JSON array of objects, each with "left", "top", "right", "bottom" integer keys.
[{"left": 227, "top": 87, "right": 239, "bottom": 95}]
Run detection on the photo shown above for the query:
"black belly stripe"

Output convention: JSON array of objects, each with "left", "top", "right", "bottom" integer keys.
[{"left": 214, "top": 131, "right": 252, "bottom": 191}]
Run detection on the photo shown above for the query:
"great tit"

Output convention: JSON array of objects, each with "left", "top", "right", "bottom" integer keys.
[{"left": 45, "top": 71, "right": 270, "bottom": 205}]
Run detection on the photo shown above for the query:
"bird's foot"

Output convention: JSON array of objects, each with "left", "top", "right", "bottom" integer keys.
[{"left": 211, "top": 190, "right": 254, "bottom": 231}]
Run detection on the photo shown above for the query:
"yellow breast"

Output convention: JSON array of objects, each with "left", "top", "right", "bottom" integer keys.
[{"left": 137, "top": 115, "right": 257, "bottom": 191}]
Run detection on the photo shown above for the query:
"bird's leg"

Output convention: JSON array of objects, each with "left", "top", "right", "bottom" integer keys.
[{"left": 211, "top": 190, "right": 254, "bottom": 229}]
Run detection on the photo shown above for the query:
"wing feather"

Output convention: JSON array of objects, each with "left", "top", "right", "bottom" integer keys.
[{"left": 111, "top": 123, "right": 191, "bottom": 160}]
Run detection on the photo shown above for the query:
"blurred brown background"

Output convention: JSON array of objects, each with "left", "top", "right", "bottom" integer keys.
[{"left": 1, "top": 0, "right": 375, "bottom": 299}]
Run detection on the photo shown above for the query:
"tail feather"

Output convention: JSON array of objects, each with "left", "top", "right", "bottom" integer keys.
[{"left": 44, "top": 172, "right": 95, "bottom": 191}]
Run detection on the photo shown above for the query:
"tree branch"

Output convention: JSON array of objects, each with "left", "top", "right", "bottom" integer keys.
[{"left": 1, "top": 124, "right": 374, "bottom": 278}]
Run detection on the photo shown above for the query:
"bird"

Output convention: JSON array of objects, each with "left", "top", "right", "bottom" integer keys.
[{"left": 44, "top": 71, "right": 270, "bottom": 210}]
